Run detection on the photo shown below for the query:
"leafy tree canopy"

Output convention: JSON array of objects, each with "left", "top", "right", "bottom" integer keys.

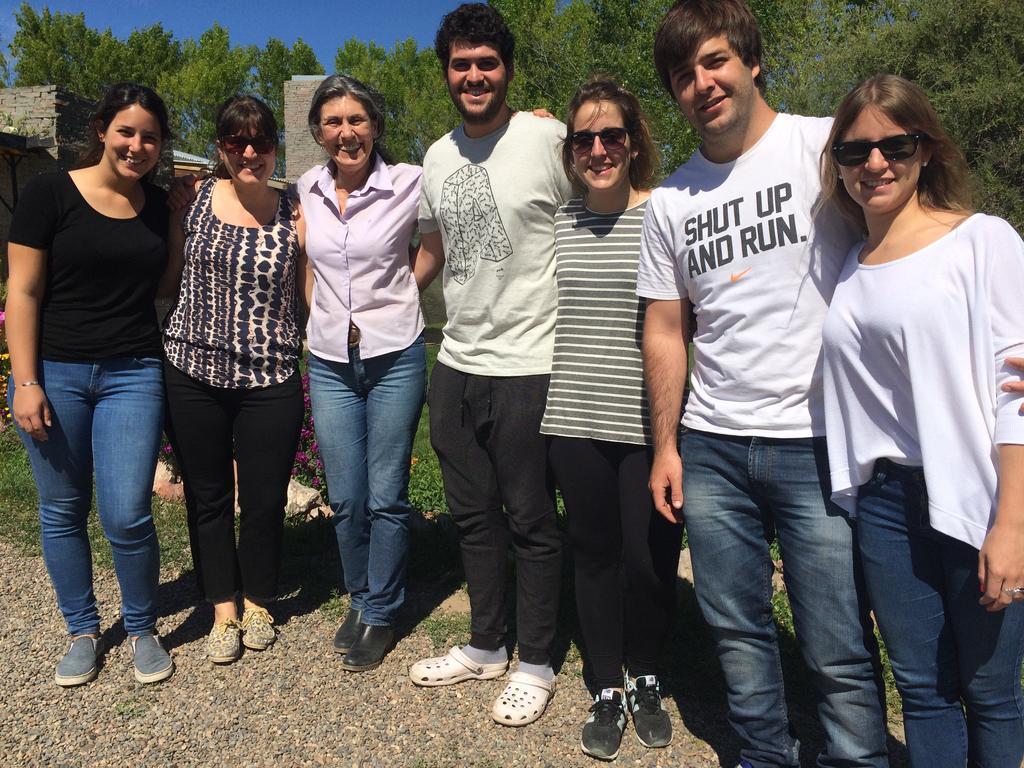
[{"left": 4, "top": 0, "right": 1022, "bottom": 225}]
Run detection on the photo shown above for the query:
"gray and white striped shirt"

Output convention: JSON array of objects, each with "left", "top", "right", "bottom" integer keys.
[{"left": 540, "top": 198, "right": 650, "bottom": 445}]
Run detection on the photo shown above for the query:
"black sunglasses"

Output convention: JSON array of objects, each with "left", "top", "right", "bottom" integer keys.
[
  {"left": 570, "top": 127, "right": 628, "bottom": 154},
  {"left": 219, "top": 135, "right": 276, "bottom": 156},
  {"left": 831, "top": 133, "right": 927, "bottom": 167}
]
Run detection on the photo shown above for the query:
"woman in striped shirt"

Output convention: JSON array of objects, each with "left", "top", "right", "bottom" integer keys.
[{"left": 540, "top": 77, "right": 683, "bottom": 761}]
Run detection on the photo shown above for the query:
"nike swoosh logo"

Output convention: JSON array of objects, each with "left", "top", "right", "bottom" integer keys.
[{"left": 730, "top": 267, "right": 752, "bottom": 282}]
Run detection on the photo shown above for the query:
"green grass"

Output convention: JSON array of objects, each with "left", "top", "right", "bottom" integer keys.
[{"left": 418, "top": 612, "right": 471, "bottom": 650}]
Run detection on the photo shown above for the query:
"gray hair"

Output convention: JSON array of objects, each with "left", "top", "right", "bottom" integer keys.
[{"left": 307, "top": 74, "right": 388, "bottom": 156}]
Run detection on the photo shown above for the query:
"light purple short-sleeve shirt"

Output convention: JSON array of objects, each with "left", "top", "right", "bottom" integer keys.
[{"left": 298, "top": 155, "right": 424, "bottom": 362}]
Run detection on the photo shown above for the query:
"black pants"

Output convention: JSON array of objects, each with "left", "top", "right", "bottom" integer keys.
[
  {"left": 549, "top": 436, "right": 683, "bottom": 690},
  {"left": 163, "top": 361, "right": 303, "bottom": 604},
  {"left": 428, "top": 362, "right": 562, "bottom": 665}
]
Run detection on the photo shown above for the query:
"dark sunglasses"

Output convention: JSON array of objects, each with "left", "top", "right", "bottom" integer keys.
[
  {"left": 219, "top": 135, "right": 276, "bottom": 156},
  {"left": 831, "top": 133, "right": 927, "bottom": 167},
  {"left": 570, "top": 127, "right": 628, "bottom": 154}
]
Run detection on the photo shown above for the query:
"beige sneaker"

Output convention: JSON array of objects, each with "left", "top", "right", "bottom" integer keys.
[
  {"left": 240, "top": 605, "right": 276, "bottom": 650},
  {"left": 206, "top": 620, "right": 242, "bottom": 664}
]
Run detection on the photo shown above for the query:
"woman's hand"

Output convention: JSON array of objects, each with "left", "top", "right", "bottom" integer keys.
[
  {"left": 978, "top": 521, "right": 1024, "bottom": 611},
  {"left": 12, "top": 384, "right": 51, "bottom": 441},
  {"left": 1001, "top": 357, "right": 1024, "bottom": 413},
  {"left": 982, "top": 445, "right": 1024, "bottom": 611},
  {"left": 167, "top": 174, "right": 200, "bottom": 211}
]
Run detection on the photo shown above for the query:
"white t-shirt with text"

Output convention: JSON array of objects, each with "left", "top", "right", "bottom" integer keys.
[{"left": 637, "top": 113, "right": 857, "bottom": 437}]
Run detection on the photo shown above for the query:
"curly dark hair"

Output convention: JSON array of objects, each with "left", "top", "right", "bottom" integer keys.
[{"left": 434, "top": 3, "right": 515, "bottom": 72}]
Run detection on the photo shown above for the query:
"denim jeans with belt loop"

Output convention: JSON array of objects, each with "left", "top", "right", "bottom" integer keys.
[
  {"left": 307, "top": 335, "right": 426, "bottom": 626},
  {"left": 11, "top": 357, "right": 164, "bottom": 637},
  {"left": 857, "top": 458, "right": 1024, "bottom": 767},
  {"left": 681, "top": 428, "right": 888, "bottom": 768}
]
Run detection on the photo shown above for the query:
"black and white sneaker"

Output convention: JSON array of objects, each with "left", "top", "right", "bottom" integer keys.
[
  {"left": 580, "top": 688, "right": 627, "bottom": 761},
  {"left": 625, "top": 674, "right": 672, "bottom": 748}
]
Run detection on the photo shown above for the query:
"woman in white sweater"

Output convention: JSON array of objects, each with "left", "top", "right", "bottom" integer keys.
[{"left": 819, "top": 74, "right": 1024, "bottom": 767}]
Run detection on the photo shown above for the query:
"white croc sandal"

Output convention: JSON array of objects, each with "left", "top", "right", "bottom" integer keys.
[
  {"left": 491, "top": 671, "right": 555, "bottom": 726},
  {"left": 409, "top": 646, "right": 508, "bottom": 687}
]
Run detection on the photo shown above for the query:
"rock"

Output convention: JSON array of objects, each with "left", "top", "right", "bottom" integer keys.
[
  {"left": 772, "top": 558, "right": 786, "bottom": 593},
  {"left": 677, "top": 547, "right": 693, "bottom": 584},
  {"left": 284, "top": 479, "right": 323, "bottom": 518},
  {"left": 152, "top": 462, "right": 184, "bottom": 502}
]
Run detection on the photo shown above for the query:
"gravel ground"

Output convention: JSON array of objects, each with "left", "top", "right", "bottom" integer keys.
[{"left": 0, "top": 537, "right": 908, "bottom": 768}]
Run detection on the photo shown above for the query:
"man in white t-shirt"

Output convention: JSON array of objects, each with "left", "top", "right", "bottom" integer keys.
[
  {"left": 408, "top": 2, "right": 573, "bottom": 727},
  {"left": 636, "top": 1, "right": 889, "bottom": 766}
]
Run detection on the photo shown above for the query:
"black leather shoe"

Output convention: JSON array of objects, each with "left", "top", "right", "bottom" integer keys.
[
  {"left": 341, "top": 624, "right": 394, "bottom": 671},
  {"left": 332, "top": 608, "right": 363, "bottom": 654}
]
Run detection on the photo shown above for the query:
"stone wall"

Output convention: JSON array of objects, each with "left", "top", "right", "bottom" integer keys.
[
  {"left": 0, "top": 86, "right": 92, "bottom": 161},
  {"left": 283, "top": 76, "right": 327, "bottom": 181},
  {"left": 0, "top": 87, "right": 94, "bottom": 244}
]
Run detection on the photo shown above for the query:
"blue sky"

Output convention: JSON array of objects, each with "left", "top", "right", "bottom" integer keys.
[{"left": 0, "top": 1, "right": 464, "bottom": 71}]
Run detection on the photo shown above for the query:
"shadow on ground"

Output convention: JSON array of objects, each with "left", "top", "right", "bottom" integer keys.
[{"left": 157, "top": 510, "right": 463, "bottom": 653}]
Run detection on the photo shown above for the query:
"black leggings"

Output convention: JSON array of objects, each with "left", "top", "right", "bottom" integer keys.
[
  {"left": 163, "top": 361, "right": 303, "bottom": 604},
  {"left": 549, "top": 436, "right": 683, "bottom": 690}
]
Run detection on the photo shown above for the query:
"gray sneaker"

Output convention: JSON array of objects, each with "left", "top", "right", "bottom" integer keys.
[
  {"left": 130, "top": 634, "right": 173, "bottom": 684},
  {"left": 55, "top": 636, "right": 98, "bottom": 687}
]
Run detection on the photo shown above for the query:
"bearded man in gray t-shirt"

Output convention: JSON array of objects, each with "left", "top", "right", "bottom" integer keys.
[{"left": 407, "top": 2, "right": 572, "bottom": 728}]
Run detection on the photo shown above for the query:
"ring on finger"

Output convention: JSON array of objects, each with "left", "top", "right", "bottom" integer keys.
[{"left": 1001, "top": 586, "right": 1024, "bottom": 596}]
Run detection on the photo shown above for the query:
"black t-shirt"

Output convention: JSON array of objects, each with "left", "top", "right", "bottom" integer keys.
[{"left": 9, "top": 171, "right": 169, "bottom": 361}]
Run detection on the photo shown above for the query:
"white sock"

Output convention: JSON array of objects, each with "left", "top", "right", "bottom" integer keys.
[
  {"left": 517, "top": 660, "right": 554, "bottom": 682},
  {"left": 461, "top": 644, "right": 507, "bottom": 666}
]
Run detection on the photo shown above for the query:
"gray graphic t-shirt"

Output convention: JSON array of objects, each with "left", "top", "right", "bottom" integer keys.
[{"left": 419, "top": 112, "right": 573, "bottom": 375}]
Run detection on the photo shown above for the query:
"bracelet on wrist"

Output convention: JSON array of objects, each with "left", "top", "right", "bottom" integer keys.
[{"left": 18, "top": 380, "right": 41, "bottom": 388}]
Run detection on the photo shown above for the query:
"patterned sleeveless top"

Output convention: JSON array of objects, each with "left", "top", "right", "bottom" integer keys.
[{"left": 163, "top": 178, "right": 300, "bottom": 388}]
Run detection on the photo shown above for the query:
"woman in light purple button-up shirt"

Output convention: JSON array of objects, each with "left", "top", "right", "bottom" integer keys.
[{"left": 295, "top": 75, "right": 426, "bottom": 673}]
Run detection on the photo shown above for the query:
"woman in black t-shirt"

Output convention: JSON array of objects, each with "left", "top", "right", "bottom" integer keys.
[{"left": 6, "top": 83, "right": 177, "bottom": 688}]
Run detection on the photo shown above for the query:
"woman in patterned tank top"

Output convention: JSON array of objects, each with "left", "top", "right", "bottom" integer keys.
[{"left": 162, "top": 96, "right": 303, "bottom": 665}]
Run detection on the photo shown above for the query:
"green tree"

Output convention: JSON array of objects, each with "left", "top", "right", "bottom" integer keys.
[
  {"left": 157, "top": 24, "right": 254, "bottom": 154},
  {"left": 11, "top": 4, "right": 106, "bottom": 96},
  {"left": 117, "top": 25, "right": 183, "bottom": 89},
  {"left": 767, "top": 0, "right": 1024, "bottom": 229},
  {"left": 253, "top": 37, "right": 324, "bottom": 130}
]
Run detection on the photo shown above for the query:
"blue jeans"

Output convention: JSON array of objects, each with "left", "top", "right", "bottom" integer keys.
[
  {"left": 307, "top": 337, "right": 426, "bottom": 626},
  {"left": 681, "top": 429, "right": 887, "bottom": 768},
  {"left": 10, "top": 358, "right": 164, "bottom": 637},
  {"left": 857, "top": 460, "right": 1024, "bottom": 768}
]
